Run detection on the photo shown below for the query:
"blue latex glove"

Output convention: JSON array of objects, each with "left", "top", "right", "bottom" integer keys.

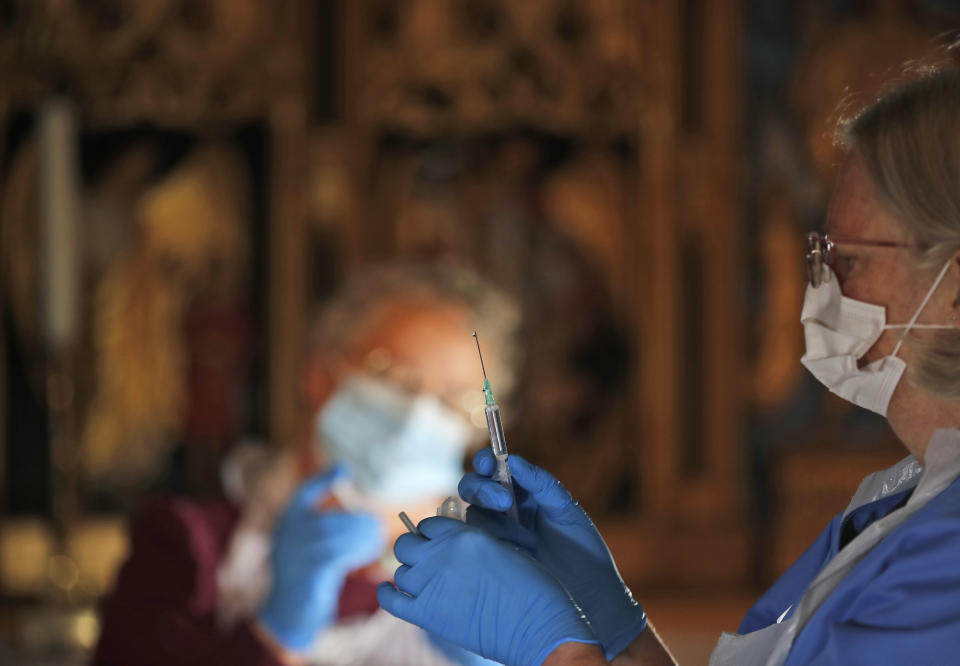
[
  {"left": 428, "top": 632, "right": 504, "bottom": 666},
  {"left": 377, "top": 516, "right": 600, "bottom": 666},
  {"left": 257, "top": 464, "right": 384, "bottom": 652},
  {"left": 459, "top": 450, "right": 647, "bottom": 660}
]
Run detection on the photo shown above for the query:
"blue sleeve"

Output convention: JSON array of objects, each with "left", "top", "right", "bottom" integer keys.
[
  {"left": 788, "top": 517, "right": 960, "bottom": 666},
  {"left": 739, "top": 513, "right": 842, "bottom": 634}
]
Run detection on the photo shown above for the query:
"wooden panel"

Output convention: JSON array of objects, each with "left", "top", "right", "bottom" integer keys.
[{"left": 630, "top": 0, "right": 746, "bottom": 586}]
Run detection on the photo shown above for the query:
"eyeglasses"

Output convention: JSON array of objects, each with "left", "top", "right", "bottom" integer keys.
[
  {"left": 352, "top": 346, "right": 481, "bottom": 419},
  {"left": 805, "top": 232, "right": 913, "bottom": 287}
]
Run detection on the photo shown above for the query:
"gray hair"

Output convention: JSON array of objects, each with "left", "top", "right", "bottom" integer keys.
[
  {"left": 838, "top": 67, "right": 960, "bottom": 398},
  {"left": 309, "top": 261, "right": 522, "bottom": 399}
]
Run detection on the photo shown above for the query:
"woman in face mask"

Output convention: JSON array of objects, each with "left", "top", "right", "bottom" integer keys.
[
  {"left": 94, "top": 263, "right": 520, "bottom": 666},
  {"left": 375, "top": 70, "right": 960, "bottom": 666}
]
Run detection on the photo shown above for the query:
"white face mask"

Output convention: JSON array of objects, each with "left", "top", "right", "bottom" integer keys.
[
  {"left": 317, "top": 374, "right": 471, "bottom": 505},
  {"left": 800, "top": 260, "right": 954, "bottom": 416}
]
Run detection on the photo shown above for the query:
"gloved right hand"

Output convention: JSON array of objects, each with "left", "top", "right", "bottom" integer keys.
[
  {"left": 459, "top": 450, "right": 647, "bottom": 660},
  {"left": 378, "top": 516, "right": 600, "bottom": 666},
  {"left": 257, "top": 464, "right": 384, "bottom": 653}
]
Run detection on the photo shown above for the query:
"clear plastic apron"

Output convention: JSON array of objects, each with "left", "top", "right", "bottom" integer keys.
[{"left": 709, "top": 429, "right": 960, "bottom": 666}]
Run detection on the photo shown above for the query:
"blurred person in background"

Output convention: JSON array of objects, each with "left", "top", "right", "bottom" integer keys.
[
  {"left": 93, "top": 262, "right": 519, "bottom": 666},
  {"left": 376, "top": 69, "right": 960, "bottom": 665}
]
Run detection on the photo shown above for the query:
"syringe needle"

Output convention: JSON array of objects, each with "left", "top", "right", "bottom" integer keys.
[{"left": 472, "top": 330, "right": 488, "bottom": 381}]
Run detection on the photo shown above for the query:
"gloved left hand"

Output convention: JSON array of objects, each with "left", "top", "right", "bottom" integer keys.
[
  {"left": 377, "top": 516, "right": 600, "bottom": 666},
  {"left": 257, "top": 465, "right": 384, "bottom": 653}
]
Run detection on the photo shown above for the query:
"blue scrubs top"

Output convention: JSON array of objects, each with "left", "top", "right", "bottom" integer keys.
[{"left": 738, "top": 475, "right": 960, "bottom": 665}]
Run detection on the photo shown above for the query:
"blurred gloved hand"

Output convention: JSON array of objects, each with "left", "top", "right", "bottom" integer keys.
[
  {"left": 377, "top": 517, "right": 599, "bottom": 666},
  {"left": 459, "top": 450, "right": 647, "bottom": 660},
  {"left": 257, "top": 464, "right": 384, "bottom": 652}
]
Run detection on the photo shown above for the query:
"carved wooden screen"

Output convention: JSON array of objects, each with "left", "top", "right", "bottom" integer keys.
[
  {"left": 332, "top": 0, "right": 747, "bottom": 589},
  {"left": 0, "top": 0, "right": 312, "bottom": 608}
]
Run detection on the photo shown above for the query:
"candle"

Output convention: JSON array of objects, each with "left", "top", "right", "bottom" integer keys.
[{"left": 39, "top": 98, "right": 81, "bottom": 350}]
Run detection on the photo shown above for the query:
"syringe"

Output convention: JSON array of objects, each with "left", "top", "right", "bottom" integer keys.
[{"left": 472, "top": 332, "right": 520, "bottom": 522}]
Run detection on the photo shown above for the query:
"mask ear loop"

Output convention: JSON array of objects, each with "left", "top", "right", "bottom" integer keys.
[{"left": 888, "top": 259, "right": 954, "bottom": 358}]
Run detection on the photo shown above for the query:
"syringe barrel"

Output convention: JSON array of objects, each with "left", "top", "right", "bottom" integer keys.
[
  {"left": 492, "top": 453, "right": 520, "bottom": 522},
  {"left": 484, "top": 404, "right": 508, "bottom": 457}
]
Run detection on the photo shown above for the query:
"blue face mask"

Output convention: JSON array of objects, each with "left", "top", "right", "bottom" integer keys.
[{"left": 318, "top": 375, "right": 472, "bottom": 505}]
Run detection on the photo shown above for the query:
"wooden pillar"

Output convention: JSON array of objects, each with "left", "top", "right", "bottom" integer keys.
[
  {"left": 265, "top": 0, "right": 313, "bottom": 447},
  {"left": 268, "top": 100, "right": 307, "bottom": 444},
  {"left": 337, "top": 0, "right": 370, "bottom": 273},
  {"left": 268, "top": 97, "right": 310, "bottom": 446},
  {"left": 699, "top": 0, "right": 744, "bottom": 523},
  {"left": 636, "top": 0, "right": 682, "bottom": 519}
]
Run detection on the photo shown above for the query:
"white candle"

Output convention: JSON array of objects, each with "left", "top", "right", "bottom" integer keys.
[{"left": 39, "top": 98, "right": 81, "bottom": 350}]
